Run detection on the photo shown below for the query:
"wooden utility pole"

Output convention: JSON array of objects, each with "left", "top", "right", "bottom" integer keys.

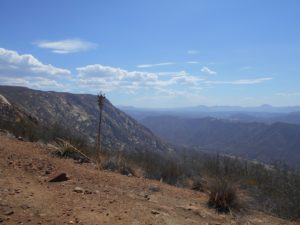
[{"left": 96, "top": 93, "right": 105, "bottom": 161}]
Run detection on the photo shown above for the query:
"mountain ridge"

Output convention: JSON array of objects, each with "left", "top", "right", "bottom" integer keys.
[
  {"left": 141, "top": 115, "right": 300, "bottom": 168},
  {"left": 0, "top": 85, "right": 170, "bottom": 154},
  {"left": 119, "top": 104, "right": 300, "bottom": 113},
  {"left": 121, "top": 105, "right": 300, "bottom": 124}
]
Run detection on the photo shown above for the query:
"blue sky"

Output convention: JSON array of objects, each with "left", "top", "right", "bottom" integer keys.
[{"left": 0, "top": 0, "right": 300, "bottom": 107}]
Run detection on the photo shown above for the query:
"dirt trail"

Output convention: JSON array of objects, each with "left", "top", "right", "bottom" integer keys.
[{"left": 0, "top": 134, "right": 297, "bottom": 225}]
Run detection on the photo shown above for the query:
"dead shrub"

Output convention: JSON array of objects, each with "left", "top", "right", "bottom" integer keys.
[
  {"left": 101, "top": 153, "right": 134, "bottom": 176},
  {"left": 191, "top": 178, "right": 205, "bottom": 192},
  {"left": 101, "top": 158, "right": 119, "bottom": 171},
  {"left": 208, "top": 178, "right": 238, "bottom": 213},
  {"left": 118, "top": 160, "right": 134, "bottom": 176}
]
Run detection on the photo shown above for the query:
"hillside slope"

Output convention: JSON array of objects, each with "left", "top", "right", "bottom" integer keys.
[
  {"left": 0, "top": 86, "right": 169, "bottom": 153},
  {"left": 141, "top": 116, "right": 300, "bottom": 168},
  {"left": 0, "top": 134, "right": 295, "bottom": 225},
  {"left": 0, "top": 94, "right": 39, "bottom": 138}
]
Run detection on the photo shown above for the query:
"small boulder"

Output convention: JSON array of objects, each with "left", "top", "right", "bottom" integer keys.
[
  {"left": 151, "top": 210, "right": 160, "bottom": 215},
  {"left": 20, "top": 204, "right": 30, "bottom": 210},
  {"left": 17, "top": 136, "right": 24, "bottom": 141},
  {"left": 73, "top": 187, "right": 84, "bottom": 193},
  {"left": 4, "top": 209, "right": 14, "bottom": 215},
  {"left": 148, "top": 186, "right": 160, "bottom": 193},
  {"left": 84, "top": 190, "right": 92, "bottom": 195},
  {"left": 48, "top": 173, "right": 69, "bottom": 182}
]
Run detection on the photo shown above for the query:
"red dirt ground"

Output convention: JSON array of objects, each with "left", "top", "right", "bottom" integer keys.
[{"left": 0, "top": 134, "right": 297, "bottom": 225}]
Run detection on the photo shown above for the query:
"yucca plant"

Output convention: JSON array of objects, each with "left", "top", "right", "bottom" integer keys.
[
  {"left": 95, "top": 93, "right": 106, "bottom": 168},
  {"left": 48, "top": 138, "right": 91, "bottom": 163}
]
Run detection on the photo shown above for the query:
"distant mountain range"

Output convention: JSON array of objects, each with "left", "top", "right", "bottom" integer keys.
[
  {"left": 0, "top": 86, "right": 170, "bottom": 154},
  {"left": 2, "top": 86, "right": 300, "bottom": 169},
  {"left": 120, "top": 105, "right": 300, "bottom": 124},
  {"left": 228, "top": 112, "right": 300, "bottom": 124},
  {"left": 141, "top": 115, "right": 300, "bottom": 168},
  {"left": 119, "top": 104, "right": 300, "bottom": 113}
]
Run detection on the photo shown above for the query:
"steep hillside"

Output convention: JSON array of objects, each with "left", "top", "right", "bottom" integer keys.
[
  {"left": 0, "top": 94, "right": 39, "bottom": 138},
  {"left": 0, "top": 86, "right": 169, "bottom": 153},
  {"left": 141, "top": 116, "right": 300, "bottom": 168},
  {"left": 0, "top": 134, "right": 295, "bottom": 225},
  {"left": 0, "top": 94, "right": 37, "bottom": 124}
]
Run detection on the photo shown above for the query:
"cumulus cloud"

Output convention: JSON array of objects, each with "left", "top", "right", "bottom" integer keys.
[
  {"left": 76, "top": 64, "right": 201, "bottom": 93},
  {"left": 136, "top": 62, "right": 174, "bottom": 68},
  {"left": 0, "top": 48, "right": 70, "bottom": 90},
  {"left": 0, "top": 53, "right": 201, "bottom": 94},
  {"left": 34, "top": 39, "right": 97, "bottom": 54},
  {"left": 201, "top": 66, "right": 217, "bottom": 75},
  {"left": 77, "top": 64, "right": 158, "bottom": 81},
  {"left": 0, "top": 76, "right": 63, "bottom": 89},
  {"left": 0, "top": 47, "right": 275, "bottom": 101},
  {"left": 77, "top": 64, "right": 159, "bottom": 92},
  {"left": 205, "top": 77, "right": 273, "bottom": 85},
  {"left": 0, "top": 48, "right": 71, "bottom": 77},
  {"left": 167, "top": 71, "right": 202, "bottom": 85}
]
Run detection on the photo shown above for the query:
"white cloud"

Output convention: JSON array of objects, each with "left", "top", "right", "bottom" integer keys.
[
  {"left": 276, "top": 92, "right": 300, "bottom": 96},
  {"left": 77, "top": 64, "right": 159, "bottom": 92},
  {"left": 187, "top": 50, "right": 199, "bottom": 54},
  {"left": 0, "top": 49, "right": 204, "bottom": 97},
  {"left": 156, "top": 71, "right": 194, "bottom": 77},
  {"left": 186, "top": 61, "right": 199, "bottom": 64},
  {"left": 0, "top": 48, "right": 71, "bottom": 77},
  {"left": 77, "top": 64, "right": 158, "bottom": 81},
  {"left": 29, "top": 77, "right": 63, "bottom": 88},
  {"left": 34, "top": 39, "right": 97, "bottom": 54},
  {"left": 201, "top": 66, "right": 217, "bottom": 75},
  {"left": 0, "top": 76, "right": 63, "bottom": 89},
  {"left": 0, "top": 48, "right": 70, "bottom": 90},
  {"left": 168, "top": 72, "right": 202, "bottom": 85},
  {"left": 205, "top": 77, "right": 273, "bottom": 85},
  {"left": 76, "top": 64, "right": 201, "bottom": 93},
  {"left": 136, "top": 62, "right": 174, "bottom": 68}
]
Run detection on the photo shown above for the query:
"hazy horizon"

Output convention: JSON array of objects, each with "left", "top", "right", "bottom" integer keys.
[{"left": 2, "top": 84, "right": 300, "bottom": 109}]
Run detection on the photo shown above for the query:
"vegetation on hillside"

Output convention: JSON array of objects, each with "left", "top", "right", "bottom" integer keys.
[
  {"left": 1, "top": 100, "right": 300, "bottom": 220},
  {"left": 141, "top": 115, "right": 300, "bottom": 169}
]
